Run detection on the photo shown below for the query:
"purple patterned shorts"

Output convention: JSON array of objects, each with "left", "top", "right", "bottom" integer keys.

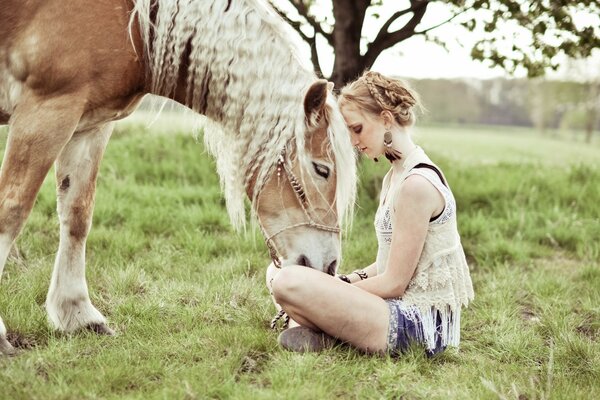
[{"left": 386, "top": 299, "right": 446, "bottom": 357}]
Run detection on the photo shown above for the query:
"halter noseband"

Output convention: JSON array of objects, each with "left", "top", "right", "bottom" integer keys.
[{"left": 259, "top": 150, "right": 340, "bottom": 269}]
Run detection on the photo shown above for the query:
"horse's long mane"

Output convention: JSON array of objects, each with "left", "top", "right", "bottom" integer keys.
[{"left": 131, "top": 0, "right": 356, "bottom": 231}]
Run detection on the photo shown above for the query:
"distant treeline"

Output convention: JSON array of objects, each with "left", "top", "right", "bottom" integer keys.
[
  {"left": 137, "top": 77, "right": 598, "bottom": 142},
  {"left": 410, "top": 78, "right": 599, "bottom": 138}
]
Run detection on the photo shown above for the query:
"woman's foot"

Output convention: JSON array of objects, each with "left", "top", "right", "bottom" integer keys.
[{"left": 278, "top": 326, "right": 339, "bottom": 353}]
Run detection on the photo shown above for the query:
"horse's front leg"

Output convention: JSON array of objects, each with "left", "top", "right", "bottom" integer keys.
[
  {"left": 46, "top": 122, "right": 114, "bottom": 335},
  {"left": 0, "top": 90, "right": 85, "bottom": 355}
]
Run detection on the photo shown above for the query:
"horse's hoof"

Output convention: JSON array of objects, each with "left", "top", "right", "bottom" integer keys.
[
  {"left": 278, "top": 326, "right": 338, "bottom": 353},
  {"left": 86, "top": 323, "right": 116, "bottom": 336},
  {"left": 0, "top": 336, "right": 17, "bottom": 356}
]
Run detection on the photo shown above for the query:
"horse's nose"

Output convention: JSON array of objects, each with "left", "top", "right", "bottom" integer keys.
[
  {"left": 296, "top": 255, "right": 337, "bottom": 275},
  {"left": 296, "top": 254, "right": 313, "bottom": 269}
]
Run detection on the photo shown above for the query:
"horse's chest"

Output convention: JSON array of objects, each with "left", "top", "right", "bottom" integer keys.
[
  {"left": 77, "top": 94, "right": 145, "bottom": 132},
  {"left": 0, "top": 61, "right": 23, "bottom": 123}
]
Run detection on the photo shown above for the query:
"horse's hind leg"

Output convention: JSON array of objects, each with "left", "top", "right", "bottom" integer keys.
[
  {"left": 0, "top": 92, "right": 85, "bottom": 355},
  {"left": 46, "top": 122, "right": 114, "bottom": 335}
]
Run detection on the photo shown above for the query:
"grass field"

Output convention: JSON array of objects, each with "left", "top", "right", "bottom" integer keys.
[{"left": 0, "top": 111, "right": 599, "bottom": 399}]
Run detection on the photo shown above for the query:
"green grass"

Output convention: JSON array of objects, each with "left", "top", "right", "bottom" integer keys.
[{"left": 1, "top": 113, "right": 599, "bottom": 399}]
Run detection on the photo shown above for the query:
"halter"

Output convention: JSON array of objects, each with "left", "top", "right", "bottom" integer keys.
[{"left": 259, "top": 149, "right": 340, "bottom": 269}]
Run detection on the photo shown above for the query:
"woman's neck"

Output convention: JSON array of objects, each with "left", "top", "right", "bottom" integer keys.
[{"left": 389, "top": 128, "right": 417, "bottom": 174}]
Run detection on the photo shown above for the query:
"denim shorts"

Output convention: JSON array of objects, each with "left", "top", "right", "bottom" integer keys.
[{"left": 386, "top": 299, "right": 446, "bottom": 357}]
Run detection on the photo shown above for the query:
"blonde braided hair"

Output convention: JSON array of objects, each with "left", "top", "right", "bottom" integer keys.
[{"left": 339, "top": 70, "right": 421, "bottom": 127}]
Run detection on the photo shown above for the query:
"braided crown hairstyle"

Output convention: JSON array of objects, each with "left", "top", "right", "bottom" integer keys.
[{"left": 338, "top": 70, "right": 421, "bottom": 127}]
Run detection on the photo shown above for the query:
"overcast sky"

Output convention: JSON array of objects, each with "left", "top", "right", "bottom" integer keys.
[
  {"left": 273, "top": 1, "right": 600, "bottom": 80},
  {"left": 320, "top": 1, "right": 507, "bottom": 79}
]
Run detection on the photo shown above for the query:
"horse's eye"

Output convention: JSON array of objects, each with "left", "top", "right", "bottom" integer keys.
[{"left": 312, "top": 162, "right": 330, "bottom": 179}]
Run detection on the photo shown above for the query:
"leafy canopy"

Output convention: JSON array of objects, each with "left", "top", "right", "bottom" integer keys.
[{"left": 270, "top": 0, "right": 600, "bottom": 80}]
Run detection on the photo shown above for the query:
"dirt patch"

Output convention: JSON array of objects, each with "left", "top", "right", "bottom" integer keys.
[
  {"left": 520, "top": 308, "right": 541, "bottom": 324},
  {"left": 516, "top": 290, "right": 541, "bottom": 324},
  {"left": 6, "top": 330, "right": 39, "bottom": 349},
  {"left": 236, "top": 350, "right": 270, "bottom": 380},
  {"left": 575, "top": 317, "right": 598, "bottom": 341},
  {"left": 576, "top": 325, "right": 596, "bottom": 340}
]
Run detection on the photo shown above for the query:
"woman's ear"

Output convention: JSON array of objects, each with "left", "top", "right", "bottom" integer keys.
[{"left": 380, "top": 110, "right": 394, "bottom": 127}]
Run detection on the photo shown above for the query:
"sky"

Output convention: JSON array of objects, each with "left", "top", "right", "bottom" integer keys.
[
  {"left": 273, "top": 1, "right": 600, "bottom": 80},
  {"left": 319, "top": 1, "right": 508, "bottom": 79}
]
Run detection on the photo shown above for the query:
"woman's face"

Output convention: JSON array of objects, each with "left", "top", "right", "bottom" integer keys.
[{"left": 340, "top": 104, "right": 385, "bottom": 159}]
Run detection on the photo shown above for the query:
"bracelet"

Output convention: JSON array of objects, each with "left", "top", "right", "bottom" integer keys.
[
  {"left": 352, "top": 269, "right": 368, "bottom": 280},
  {"left": 338, "top": 274, "right": 351, "bottom": 284}
]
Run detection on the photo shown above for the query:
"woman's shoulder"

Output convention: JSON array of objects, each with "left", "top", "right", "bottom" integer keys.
[
  {"left": 399, "top": 173, "right": 440, "bottom": 197},
  {"left": 393, "top": 174, "right": 442, "bottom": 214}
]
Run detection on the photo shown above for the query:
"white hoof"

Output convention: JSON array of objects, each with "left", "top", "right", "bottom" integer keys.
[{"left": 46, "top": 296, "right": 108, "bottom": 333}]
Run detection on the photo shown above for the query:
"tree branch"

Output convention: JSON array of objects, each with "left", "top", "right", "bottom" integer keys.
[
  {"left": 363, "top": 0, "right": 430, "bottom": 67},
  {"left": 415, "top": 10, "right": 467, "bottom": 35},
  {"left": 378, "top": 1, "right": 431, "bottom": 35},
  {"left": 309, "top": 36, "right": 324, "bottom": 78},
  {"left": 289, "top": 0, "right": 333, "bottom": 45},
  {"left": 268, "top": 1, "right": 311, "bottom": 42},
  {"left": 268, "top": 1, "right": 323, "bottom": 77}
]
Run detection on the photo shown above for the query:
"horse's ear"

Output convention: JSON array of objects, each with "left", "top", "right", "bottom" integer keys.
[{"left": 304, "top": 79, "right": 329, "bottom": 126}]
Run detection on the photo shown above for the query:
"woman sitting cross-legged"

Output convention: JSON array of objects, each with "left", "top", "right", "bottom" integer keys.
[{"left": 267, "top": 70, "right": 474, "bottom": 356}]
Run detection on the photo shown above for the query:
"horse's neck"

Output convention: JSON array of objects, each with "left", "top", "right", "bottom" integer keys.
[{"left": 141, "top": 0, "right": 311, "bottom": 134}]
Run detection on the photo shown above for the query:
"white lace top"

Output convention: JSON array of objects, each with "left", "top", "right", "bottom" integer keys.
[
  {"left": 375, "top": 167, "right": 456, "bottom": 275},
  {"left": 372, "top": 146, "right": 474, "bottom": 350}
]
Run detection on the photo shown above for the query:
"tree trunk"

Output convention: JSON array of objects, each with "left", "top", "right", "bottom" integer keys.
[
  {"left": 585, "top": 107, "right": 596, "bottom": 144},
  {"left": 530, "top": 80, "right": 548, "bottom": 136},
  {"left": 584, "top": 82, "right": 599, "bottom": 144},
  {"left": 330, "top": 0, "right": 370, "bottom": 88},
  {"left": 585, "top": 122, "right": 593, "bottom": 144}
]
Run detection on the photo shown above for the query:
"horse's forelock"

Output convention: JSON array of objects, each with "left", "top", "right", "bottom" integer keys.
[{"left": 324, "top": 95, "right": 357, "bottom": 230}]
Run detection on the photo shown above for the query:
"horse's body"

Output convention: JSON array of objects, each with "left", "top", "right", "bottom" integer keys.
[
  {"left": 0, "top": 0, "right": 145, "bottom": 126},
  {"left": 0, "top": 0, "right": 356, "bottom": 355}
]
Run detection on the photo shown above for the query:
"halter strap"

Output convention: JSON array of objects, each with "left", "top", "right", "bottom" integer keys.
[{"left": 258, "top": 150, "right": 340, "bottom": 268}]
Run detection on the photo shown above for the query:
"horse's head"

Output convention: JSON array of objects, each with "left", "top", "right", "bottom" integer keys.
[{"left": 251, "top": 80, "right": 356, "bottom": 275}]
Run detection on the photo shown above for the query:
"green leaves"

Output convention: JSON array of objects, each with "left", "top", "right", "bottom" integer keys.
[
  {"left": 274, "top": 0, "right": 599, "bottom": 83},
  {"left": 448, "top": 0, "right": 600, "bottom": 77}
]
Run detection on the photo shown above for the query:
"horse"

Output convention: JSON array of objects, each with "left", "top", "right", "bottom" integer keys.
[{"left": 0, "top": 0, "right": 357, "bottom": 355}]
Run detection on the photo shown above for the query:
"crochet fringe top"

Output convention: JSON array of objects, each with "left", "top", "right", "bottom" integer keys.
[{"left": 374, "top": 146, "right": 474, "bottom": 350}]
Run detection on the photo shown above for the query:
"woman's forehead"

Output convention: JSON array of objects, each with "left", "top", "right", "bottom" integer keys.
[{"left": 340, "top": 104, "right": 366, "bottom": 122}]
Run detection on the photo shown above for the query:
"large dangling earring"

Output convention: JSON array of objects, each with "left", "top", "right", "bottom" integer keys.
[{"left": 383, "top": 130, "right": 403, "bottom": 162}]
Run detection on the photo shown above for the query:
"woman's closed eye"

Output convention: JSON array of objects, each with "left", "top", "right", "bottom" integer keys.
[{"left": 351, "top": 124, "right": 362, "bottom": 134}]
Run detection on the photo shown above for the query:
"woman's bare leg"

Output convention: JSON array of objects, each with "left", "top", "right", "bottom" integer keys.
[
  {"left": 272, "top": 266, "right": 390, "bottom": 353},
  {"left": 266, "top": 262, "right": 299, "bottom": 328}
]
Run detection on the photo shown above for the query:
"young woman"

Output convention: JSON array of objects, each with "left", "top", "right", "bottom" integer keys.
[{"left": 268, "top": 71, "right": 474, "bottom": 356}]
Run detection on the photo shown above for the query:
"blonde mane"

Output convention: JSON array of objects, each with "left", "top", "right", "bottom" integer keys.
[{"left": 131, "top": 0, "right": 356, "bottom": 231}]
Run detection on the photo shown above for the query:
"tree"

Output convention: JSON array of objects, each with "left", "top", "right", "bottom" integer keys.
[
  {"left": 269, "top": 0, "right": 600, "bottom": 87},
  {"left": 562, "top": 56, "right": 600, "bottom": 143}
]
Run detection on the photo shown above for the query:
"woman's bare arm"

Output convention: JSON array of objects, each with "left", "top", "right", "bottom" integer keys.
[
  {"left": 353, "top": 175, "right": 442, "bottom": 298},
  {"left": 344, "top": 262, "right": 378, "bottom": 283}
]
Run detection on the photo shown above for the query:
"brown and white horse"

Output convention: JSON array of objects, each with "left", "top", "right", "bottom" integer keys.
[{"left": 0, "top": 0, "right": 356, "bottom": 354}]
